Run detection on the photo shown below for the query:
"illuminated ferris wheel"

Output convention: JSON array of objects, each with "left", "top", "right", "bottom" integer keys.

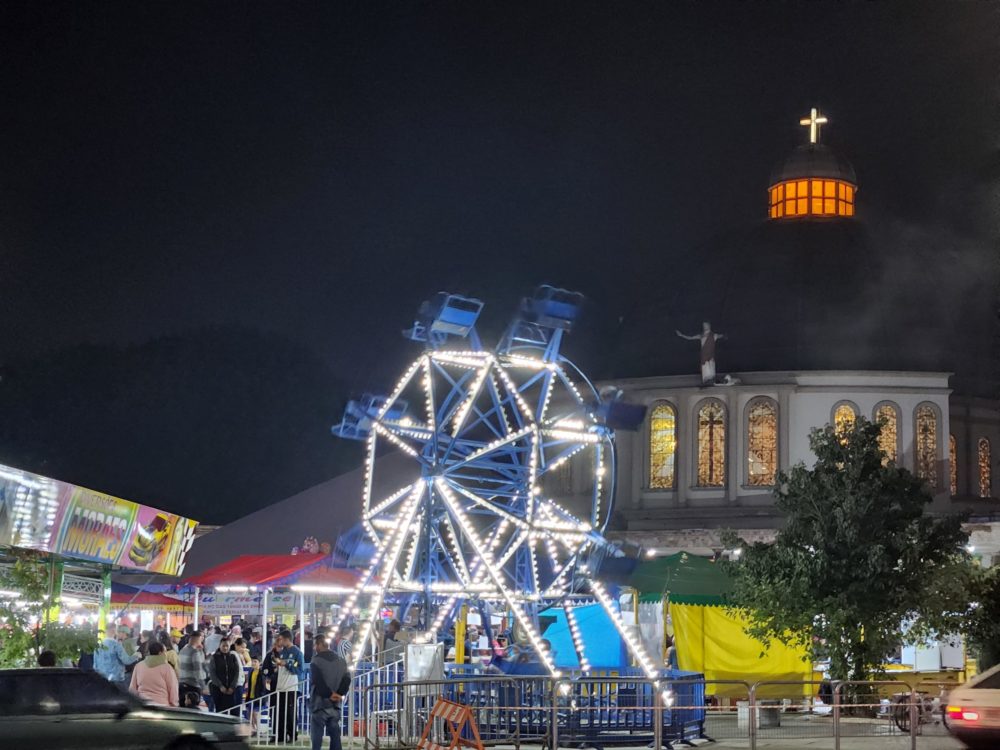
[{"left": 332, "top": 287, "right": 657, "bottom": 677}]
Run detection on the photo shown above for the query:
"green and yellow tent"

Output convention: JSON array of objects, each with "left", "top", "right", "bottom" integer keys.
[{"left": 628, "top": 552, "right": 811, "bottom": 696}]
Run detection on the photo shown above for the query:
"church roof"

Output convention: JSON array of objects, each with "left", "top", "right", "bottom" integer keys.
[{"left": 770, "top": 143, "right": 857, "bottom": 185}]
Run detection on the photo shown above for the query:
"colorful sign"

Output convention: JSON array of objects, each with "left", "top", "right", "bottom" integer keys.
[{"left": 0, "top": 463, "right": 198, "bottom": 576}]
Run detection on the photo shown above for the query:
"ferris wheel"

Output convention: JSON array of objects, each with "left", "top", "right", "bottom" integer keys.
[{"left": 332, "top": 287, "right": 657, "bottom": 677}]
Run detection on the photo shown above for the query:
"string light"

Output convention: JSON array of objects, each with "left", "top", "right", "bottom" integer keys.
[{"left": 590, "top": 579, "right": 658, "bottom": 679}]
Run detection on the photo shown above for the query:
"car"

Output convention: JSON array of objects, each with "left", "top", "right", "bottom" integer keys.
[
  {"left": 946, "top": 662, "right": 1000, "bottom": 749},
  {"left": 0, "top": 668, "right": 250, "bottom": 749},
  {"left": 129, "top": 513, "right": 173, "bottom": 567}
]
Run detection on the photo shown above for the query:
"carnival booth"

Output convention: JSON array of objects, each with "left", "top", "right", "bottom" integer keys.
[
  {"left": 110, "top": 581, "right": 192, "bottom": 632},
  {"left": 628, "top": 552, "right": 811, "bottom": 697},
  {"left": 182, "top": 554, "right": 363, "bottom": 657}
]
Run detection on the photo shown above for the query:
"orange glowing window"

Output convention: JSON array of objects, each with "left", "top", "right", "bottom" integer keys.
[
  {"left": 797, "top": 180, "right": 808, "bottom": 196},
  {"left": 786, "top": 200, "right": 797, "bottom": 216},
  {"left": 845, "top": 203, "right": 854, "bottom": 216},
  {"left": 838, "top": 183, "right": 846, "bottom": 200},
  {"left": 811, "top": 198, "right": 822, "bottom": 213},
  {"left": 776, "top": 202, "right": 783, "bottom": 217},
  {"left": 797, "top": 198, "right": 807, "bottom": 214},
  {"left": 810, "top": 179, "right": 822, "bottom": 196},
  {"left": 786, "top": 182, "right": 797, "bottom": 199},
  {"left": 824, "top": 198, "right": 835, "bottom": 213},
  {"left": 824, "top": 181, "right": 835, "bottom": 197},
  {"left": 776, "top": 184, "right": 783, "bottom": 201},
  {"left": 846, "top": 186, "right": 854, "bottom": 203}
]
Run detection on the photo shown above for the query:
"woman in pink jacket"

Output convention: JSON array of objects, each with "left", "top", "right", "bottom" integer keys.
[{"left": 129, "top": 640, "right": 179, "bottom": 707}]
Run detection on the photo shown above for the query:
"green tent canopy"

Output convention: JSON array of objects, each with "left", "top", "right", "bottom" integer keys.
[{"left": 627, "top": 551, "right": 732, "bottom": 606}]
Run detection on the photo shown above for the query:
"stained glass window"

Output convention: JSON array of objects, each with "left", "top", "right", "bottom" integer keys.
[
  {"left": 874, "top": 403, "right": 899, "bottom": 464},
  {"left": 833, "top": 403, "right": 857, "bottom": 435},
  {"left": 697, "top": 401, "right": 726, "bottom": 487},
  {"left": 649, "top": 403, "right": 677, "bottom": 489},
  {"left": 747, "top": 400, "right": 777, "bottom": 486},
  {"left": 949, "top": 434, "right": 958, "bottom": 496},
  {"left": 915, "top": 404, "right": 938, "bottom": 488},
  {"left": 979, "top": 438, "right": 991, "bottom": 498}
]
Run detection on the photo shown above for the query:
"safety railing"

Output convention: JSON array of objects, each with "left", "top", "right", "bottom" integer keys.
[
  {"left": 216, "top": 658, "right": 403, "bottom": 748},
  {"left": 358, "top": 674, "right": 951, "bottom": 750}
]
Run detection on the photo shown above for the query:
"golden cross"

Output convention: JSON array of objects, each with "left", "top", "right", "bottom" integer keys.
[{"left": 799, "top": 107, "right": 828, "bottom": 144}]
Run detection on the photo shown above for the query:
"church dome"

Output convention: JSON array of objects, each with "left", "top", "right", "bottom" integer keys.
[
  {"left": 770, "top": 143, "right": 857, "bottom": 185},
  {"left": 767, "top": 108, "right": 858, "bottom": 220}
]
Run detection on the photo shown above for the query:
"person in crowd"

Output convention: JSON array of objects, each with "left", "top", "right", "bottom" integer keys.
[
  {"left": 486, "top": 632, "right": 511, "bottom": 673},
  {"left": 137, "top": 629, "right": 155, "bottom": 659},
  {"left": 245, "top": 656, "right": 265, "bottom": 731},
  {"left": 664, "top": 635, "right": 679, "bottom": 670},
  {"left": 310, "top": 635, "right": 352, "bottom": 750},
  {"left": 183, "top": 689, "right": 207, "bottom": 710},
  {"left": 158, "top": 630, "right": 179, "bottom": 674},
  {"left": 121, "top": 626, "right": 138, "bottom": 657},
  {"left": 336, "top": 624, "right": 354, "bottom": 662},
  {"left": 95, "top": 626, "right": 141, "bottom": 689},
  {"left": 304, "top": 629, "right": 315, "bottom": 663},
  {"left": 229, "top": 637, "right": 248, "bottom": 705},
  {"left": 274, "top": 630, "right": 305, "bottom": 743},
  {"left": 178, "top": 631, "right": 210, "bottom": 710},
  {"left": 261, "top": 637, "right": 283, "bottom": 741},
  {"left": 249, "top": 627, "right": 264, "bottom": 661},
  {"left": 205, "top": 625, "right": 224, "bottom": 656},
  {"left": 37, "top": 650, "right": 57, "bottom": 667},
  {"left": 170, "top": 628, "right": 183, "bottom": 648},
  {"left": 383, "top": 620, "right": 401, "bottom": 649},
  {"left": 208, "top": 638, "right": 241, "bottom": 713},
  {"left": 178, "top": 624, "right": 194, "bottom": 651},
  {"left": 130, "top": 641, "right": 179, "bottom": 707},
  {"left": 464, "top": 625, "right": 480, "bottom": 663}
]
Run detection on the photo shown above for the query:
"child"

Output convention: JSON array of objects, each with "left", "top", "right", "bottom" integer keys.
[
  {"left": 183, "top": 689, "right": 208, "bottom": 711},
  {"left": 245, "top": 656, "right": 264, "bottom": 730}
]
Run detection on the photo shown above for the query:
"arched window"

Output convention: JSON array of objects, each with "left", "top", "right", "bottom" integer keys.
[
  {"left": 949, "top": 434, "right": 958, "bottom": 496},
  {"left": 649, "top": 402, "right": 677, "bottom": 489},
  {"left": 746, "top": 399, "right": 778, "bottom": 486},
  {"left": 979, "top": 438, "right": 992, "bottom": 498},
  {"left": 696, "top": 400, "right": 726, "bottom": 487},
  {"left": 873, "top": 403, "right": 899, "bottom": 464},
  {"left": 915, "top": 403, "right": 938, "bottom": 488},
  {"left": 832, "top": 402, "right": 857, "bottom": 435}
]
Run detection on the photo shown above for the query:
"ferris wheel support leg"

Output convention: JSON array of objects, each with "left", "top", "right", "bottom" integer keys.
[{"left": 590, "top": 580, "right": 659, "bottom": 679}]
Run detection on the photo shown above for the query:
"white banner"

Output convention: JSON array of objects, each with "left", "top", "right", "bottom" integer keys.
[{"left": 196, "top": 592, "right": 296, "bottom": 616}]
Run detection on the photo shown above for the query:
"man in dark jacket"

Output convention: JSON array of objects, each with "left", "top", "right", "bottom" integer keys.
[{"left": 310, "top": 635, "right": 351, "bottom": 750}]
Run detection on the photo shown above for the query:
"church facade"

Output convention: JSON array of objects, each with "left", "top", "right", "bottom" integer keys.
[{"left": 600, "top": 108, "right": 1000, "bottom": 564}]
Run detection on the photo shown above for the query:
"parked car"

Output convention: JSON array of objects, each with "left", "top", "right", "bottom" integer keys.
[
  {"left": 0, "top": 668, "right": 249, "bottom": 750},
  {"left": 946, "top": 662, "right": 1000, "bottom": 749}
]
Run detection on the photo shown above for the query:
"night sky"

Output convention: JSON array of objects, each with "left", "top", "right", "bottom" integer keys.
[{"left": 1, "top": 2, "right": 997, "bottom": 522}]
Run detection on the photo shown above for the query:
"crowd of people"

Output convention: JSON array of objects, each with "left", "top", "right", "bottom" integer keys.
[{"left": 89, "top": 618, "right": 355, "bottom": 750}]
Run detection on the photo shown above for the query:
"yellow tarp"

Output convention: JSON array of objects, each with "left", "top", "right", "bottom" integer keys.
[{"left": 671, "top": 602, "right": 812, "bottom": 698}]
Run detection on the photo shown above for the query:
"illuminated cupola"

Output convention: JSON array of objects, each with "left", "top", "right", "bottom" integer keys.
[{"left": 768, "top": 108, "right": 857, "bottom": 220}]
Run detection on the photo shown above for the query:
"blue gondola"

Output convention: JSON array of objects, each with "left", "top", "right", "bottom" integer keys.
[
  {"left": 404, "top": 292, "right": 484, "bottom": 345},
  {"left": 331, "top": 394, "right": 408, "bottom": 440},
  {"left": 521, "top": 285, "right": 584, "bottom": 331}
]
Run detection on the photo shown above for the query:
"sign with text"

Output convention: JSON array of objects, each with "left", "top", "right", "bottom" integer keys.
[
  {"left": 0, "top": 463, "right": 198, "bottom": 576},
  {"left": 197, "top": 592, "right": 296, "bottom": 616}
]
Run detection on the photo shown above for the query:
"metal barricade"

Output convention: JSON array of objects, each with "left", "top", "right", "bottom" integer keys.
[
  {"left": 833, "top": 680, "right": 921, "bottom": 750},
  {"left": 364, "top": 675, "right": 521, "bottom": 750}
]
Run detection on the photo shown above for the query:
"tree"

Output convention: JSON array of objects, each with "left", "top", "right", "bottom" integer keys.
[
  {"left": 963, "top": 564, "right": 1000, "bottom": 670},
  {"left": 0, "top": 551, "right": 98, "bottom": 667},
  {"left": 724, "top": 417, "right": 969, "bottom": 683}
]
